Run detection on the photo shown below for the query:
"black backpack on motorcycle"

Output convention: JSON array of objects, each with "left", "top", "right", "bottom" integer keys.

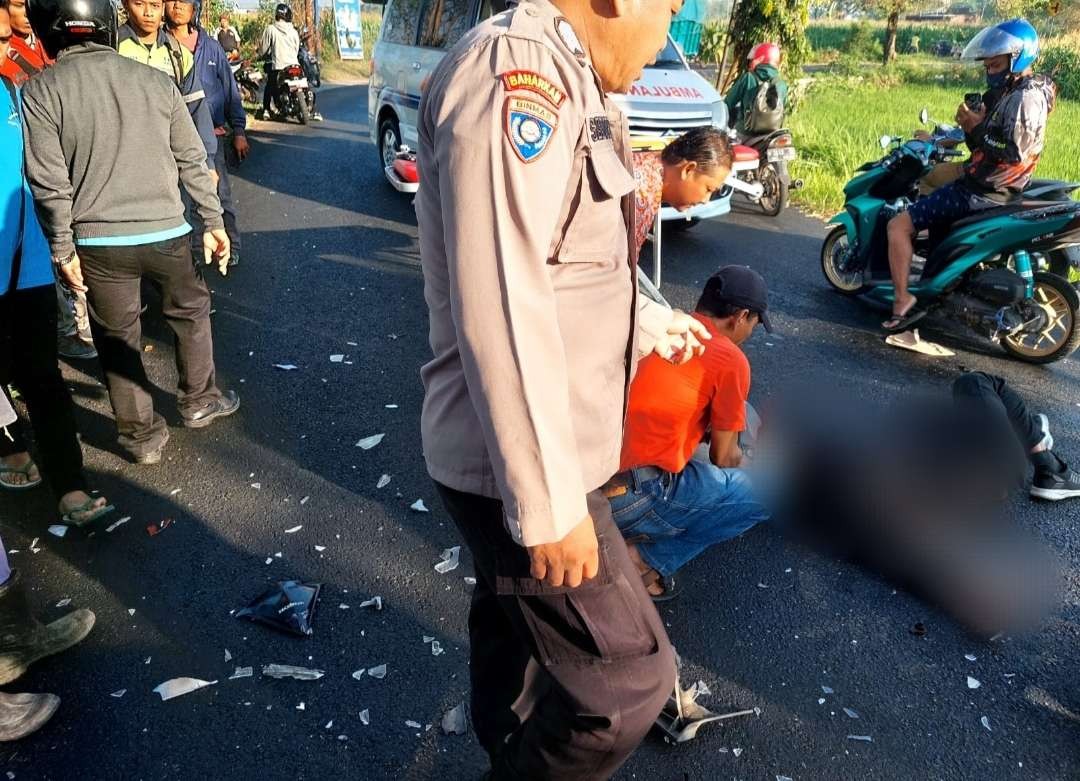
[{"left": 744, "top": 77, "right": 784, "bottom": 135}]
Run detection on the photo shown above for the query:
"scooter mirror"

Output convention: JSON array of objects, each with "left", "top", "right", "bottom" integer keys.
[
  {"left": 879, "top": 134, "right": 893, "bottom": 150},
  {"left": 919, "top": 108, "right": 929, "bottom": 125}
]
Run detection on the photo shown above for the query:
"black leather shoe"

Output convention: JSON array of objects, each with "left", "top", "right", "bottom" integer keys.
[{"left": 181, "top": 390, "right": 240, "bottom": 429}]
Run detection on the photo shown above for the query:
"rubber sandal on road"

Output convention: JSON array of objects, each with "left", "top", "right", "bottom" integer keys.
[
  {"left": 0, "top": 462, "right": 43, "bottom": 491},
  {"left": 61, "top": 499, "right": 116, "bottom": 528}
]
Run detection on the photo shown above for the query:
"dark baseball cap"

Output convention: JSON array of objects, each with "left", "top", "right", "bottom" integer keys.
[{"left": 700, "top": 265, "right": 773, "bottom": 333}]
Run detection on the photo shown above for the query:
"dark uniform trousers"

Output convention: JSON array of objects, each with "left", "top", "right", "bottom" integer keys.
[
  {"left": 436, "top": 483, "right": 676, "bottom": 780},
  {"left": 78, "top": 236, "right": 221, "bottom": 459},
  {"left": 0, "top": 283, "right": 87, "bottom": 497}
]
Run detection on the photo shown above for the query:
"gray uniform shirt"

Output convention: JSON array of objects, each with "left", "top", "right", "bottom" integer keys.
[{"left": 416, "top": 0, "right": 671, "bottom": 546}]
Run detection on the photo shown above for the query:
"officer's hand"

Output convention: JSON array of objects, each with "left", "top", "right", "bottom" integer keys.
[
  {"left": 955, "top": 102, "right": 986, "bottom": 133},
  {"left": 56, "top": 253, "right": 87, "bottom": 293},
  {"left": 654, "top": 309, "right": 711, "bottom": 365},
  {"left": 208, "top": 168, "right": 220, "bottom": 187},
  {"left": 527, "top": 515, "right": 599, "bottom": 588},
  {"left": 203, "top": 229, "right": 231, "bottom": 276},
  {"left": 234, "top": 134, "right": 251, "bottom": 161}
]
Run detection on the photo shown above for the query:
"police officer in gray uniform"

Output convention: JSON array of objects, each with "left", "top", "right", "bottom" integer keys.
[{"left": 416, "top": 0, "right": 704, "bottom": 776}]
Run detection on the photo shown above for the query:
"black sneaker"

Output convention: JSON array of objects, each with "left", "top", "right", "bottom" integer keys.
[
  {"left": 1030, "top": 464, "right": 1080, "bottom": 501},
  {"left": 181, "top": 390, "right": 240, "bottom": 429},
  {"left": 132, "top": 430, "right": 169, "bottom": 466}
]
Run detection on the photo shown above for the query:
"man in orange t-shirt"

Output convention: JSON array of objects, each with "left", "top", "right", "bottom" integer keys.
[{"left": 604, "top": 266, "right": 772, "bottom": 600}]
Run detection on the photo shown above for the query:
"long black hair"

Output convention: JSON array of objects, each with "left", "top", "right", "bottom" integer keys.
[{"left": 661, "top": 127, "right": 734, "bottom": 175}]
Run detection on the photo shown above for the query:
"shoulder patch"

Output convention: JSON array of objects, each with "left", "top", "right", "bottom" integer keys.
[
  {"left": 505, "top": 96, "right": 558, "bottom": 163},
  {"left": 501, "top": 70, "right": 566, "bottom": 109},
  {"left": 555, "top": 18, "right": 585, "bottom": 58},
  {"left": 588, "top": 115, "right": 613, "bottom": 143}
]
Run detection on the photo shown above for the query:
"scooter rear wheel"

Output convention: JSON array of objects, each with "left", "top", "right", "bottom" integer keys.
[
  {"left": 759, "top": 164, "right": 787, "bottom": 217},
  {"left": 820, "top": 225, "right": 866, "bottom": 295},
  {"left": 1001, "top": 272, "right": 1080, "bottom": 364}
]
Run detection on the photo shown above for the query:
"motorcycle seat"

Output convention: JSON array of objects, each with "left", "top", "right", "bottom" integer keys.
[
  {"left": 733, "top": 145, "right": 759, "bottom": 164},
  {"left": 949, "top": 200, "right": 1059, "bottom": 229}
]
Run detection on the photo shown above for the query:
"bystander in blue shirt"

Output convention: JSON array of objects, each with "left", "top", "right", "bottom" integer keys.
[{"left": 1, "top": 81, "right": 54, "bottom": 296}]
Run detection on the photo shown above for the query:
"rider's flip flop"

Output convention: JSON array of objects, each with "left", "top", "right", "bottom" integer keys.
[{"left": 882, "top": 302, "right": 926, "bottom": 332}]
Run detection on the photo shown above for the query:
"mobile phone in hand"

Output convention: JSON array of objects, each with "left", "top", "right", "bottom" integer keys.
[{"left": 964, "top": 92, "right": 983, "bottom": 111}]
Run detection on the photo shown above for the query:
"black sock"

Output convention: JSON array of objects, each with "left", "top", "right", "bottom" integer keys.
[{"left": 1032, "top": 450, "right": 1067, "bottom": 475}]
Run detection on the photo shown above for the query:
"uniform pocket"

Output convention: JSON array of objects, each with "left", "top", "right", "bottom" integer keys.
[{"left": 554, "top": 144, "right": 635, "bottom": 265}]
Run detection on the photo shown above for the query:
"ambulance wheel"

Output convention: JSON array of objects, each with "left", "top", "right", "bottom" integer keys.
[{"left": 379, "top": 115, "right": 402, "bottom": 172}]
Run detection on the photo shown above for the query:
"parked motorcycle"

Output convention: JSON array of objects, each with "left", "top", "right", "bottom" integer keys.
[
  {"left": 270, "top": 63, "right": 316, "bottom": 124},
  {"left": 821, "top": 128, "right": 1080, "bottom": 364},
  {"left": 733, "top": 128, "right": 803, "bottom": 216},
  {"left": 232, "top": 60, "right": 263, "bottom": 106}
]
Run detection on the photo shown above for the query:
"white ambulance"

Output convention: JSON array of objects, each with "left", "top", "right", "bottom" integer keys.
[{"left": 368, "top": 0, "right": 738, "bottom": 224}]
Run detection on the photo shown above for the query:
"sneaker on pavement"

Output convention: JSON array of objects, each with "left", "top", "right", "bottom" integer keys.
[
  {"left": 1032, "top": 413, "right": 1053, "bottom": 453},
  {"left": 131, "top": 430, "right": 169, "bottom": 465},
  {"left": 57, "top": 334, "right": 97, "bottom": 360},
  {"left": 1030, "top": 464, "right": 1080, "bottom": 501},
  {"left": 181, "top": 390, "right": 240, "bottom": 429}
]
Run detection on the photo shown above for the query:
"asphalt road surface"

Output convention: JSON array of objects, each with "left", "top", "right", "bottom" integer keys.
[{"left": 2, "top": 84, "right": 1078, "bottom": 781}]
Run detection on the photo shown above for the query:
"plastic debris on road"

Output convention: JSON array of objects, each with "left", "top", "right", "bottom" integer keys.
[
  {"left": 464, "top": 577, "right": 477, "bottom": 585},
  {"left": 297, "top": 702, "right": 305, "bottom": 711},
  {"left": 411, "top": 499, "right": 430, "bottom": 513},
  {"left": 655, "top": 671, "right": 757, "bottom": 743},
  {"left": 300, "top": 496, "right": 310, "bottom": 505},
  {"left": 847, "top": 735, "right": 874, "bottom": 742},
  {"left": 55, "top": 598, "right": 71, "bottom": 608},
  {"left": 442, "top": 703, "right": 468, "bottom": 735},
  {"left": 405, "top": 720, "right": 422, "bottom": 729},
  {"left": 224, "top": 649, "right": 232, "bottom": 662},
  {"left": 843, "top": 707, "right": 860, "bottom": 719},
  {"left": 965, "top": 654, "right": 978, "bottom": 662},
  {"left": 691, "top": 681, "right": 711, "bottom": 699},
  {"left": 355, "top": 434, "right": 385, "bottom": 450},
  {"left": 330, "top": 355, "right": 344, "bottom": 363},
  {"left": 110, "top": 689, "right": 126, "bottom": 698},
  {"left": 251, "top": 483, "right": 262, "bottom": 490},
  {"left": 235, "top": 580, "right": 322, "bottom": 637},
  {"left": 106, "top": 517, "right": 131, "bottom": 533},
  {"left": 732, "top": 748, "right": 743, "bottom": 757},
  {"left": 821, "top": 686, "right": 834, "bottom": 695},
  {"left": 229, "top": 667, "right": 254, "bottom": 680},
  {"left": 967, "top": 676, "right": 981, "bottom": 690},
  {"left": 981, "top": 716, "right": 992, "bottom": 731},
  {"left": 153, "top": 677, "right": 218, "bottom": 701},
  {"left": 47, "top": 525, "right": 68, "bottom": 538},
  {"left": 284, "top": 525, "right": 303, "bottom": 534},
  {"left": 146, "top": 519, "right": 173, "bottom": 537},
  {"left": 431, "top": 641, "right": 444, "bottom": 656},
  {"left": 262, "top": 664, "right": 325, "bottom": 681},
  {"left": 377, "top": 475, "right": 392, "bottom": 489},
  {"left": 434, "top": 546, "right": 461, "bottom": 574},
  {"left": 274, "top": 364, "right": 299, "bottom": 371},
  {"left": 367, "top": 664, "right": 387, "bottom": 679},
  {"left": 360, "top": 709, "right": 370, "bottom": 725},
  {"left": 360, "top": 596, "right": 383, "bottom": 611}
]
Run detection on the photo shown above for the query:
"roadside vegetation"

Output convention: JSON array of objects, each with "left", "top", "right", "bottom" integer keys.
[{"left": 784, "top": 20, "right": 1080, "bottom": 215}]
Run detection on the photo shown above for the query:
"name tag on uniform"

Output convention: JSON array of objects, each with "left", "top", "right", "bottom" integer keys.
[
  {"left": 505, "top": 96, "right": 558, "bottom": 163},
  {"left": 588, "top": 115, "right": 613, "bottom": 143}
]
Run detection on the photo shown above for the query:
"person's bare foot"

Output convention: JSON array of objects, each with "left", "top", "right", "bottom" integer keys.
[
  {"left": 0, "top": 453, "right": 41, "bottom": 488},
  {"left": 59, "top": 490, "right": 108, "bottom": 523},
  {"left": 626, "top": 543, "right": 665, "bottom": 597}
]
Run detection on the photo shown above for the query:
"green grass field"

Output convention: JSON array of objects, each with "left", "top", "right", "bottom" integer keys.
[{"left": 787, "top": 81, "right": 1080, "bottom": 217}]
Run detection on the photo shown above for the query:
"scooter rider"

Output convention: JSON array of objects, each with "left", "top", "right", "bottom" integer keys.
[
  {"left": 256, "top": 2, "right": 298, "bottom": 120},
  {"left": 883, "top": 19, "right": 1053, "bottom": 332},
  {"left": 723, "top": 42, "right": 788, "bottom": 137}
]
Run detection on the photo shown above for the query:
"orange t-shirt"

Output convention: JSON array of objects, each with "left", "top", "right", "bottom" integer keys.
[{"left": 620, "top": 314, "right": 750, "bottom": 474}]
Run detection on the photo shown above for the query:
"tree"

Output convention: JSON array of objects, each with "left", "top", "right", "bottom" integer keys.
[
  {"left": 859, "top": 0, "right": 921, "bottom": 65},
  {"left": 722, "top": 0, "right": 811, "bottom": 91}
]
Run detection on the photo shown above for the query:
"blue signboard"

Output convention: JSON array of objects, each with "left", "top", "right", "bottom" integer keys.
[{"left": 333, "top": 0, "right": 364, "bottom": 60}]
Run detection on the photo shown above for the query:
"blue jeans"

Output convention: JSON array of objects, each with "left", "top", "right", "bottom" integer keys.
[{"left": 608, "top": 461, "right": 770, "bottom": 577}]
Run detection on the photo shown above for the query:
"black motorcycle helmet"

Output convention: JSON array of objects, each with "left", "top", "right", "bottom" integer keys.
[
  {"left": 274, "top": 2, "right": 291, "bottom": 22},
  {"left": 28, "top": 0, "right": 118, "bottom": 59}
]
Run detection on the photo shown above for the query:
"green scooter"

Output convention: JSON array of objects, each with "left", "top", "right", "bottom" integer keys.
[{"left": 821, "top": 127, "right": 1080, "bottom": 364}]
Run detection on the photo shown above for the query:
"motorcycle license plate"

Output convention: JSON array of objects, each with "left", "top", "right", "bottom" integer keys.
[
  {"left": 286, "top": 78, "right": 308, "bottom": 89},
  {"left": 767, "top": 147, "right": 796, "bottom": 162}
]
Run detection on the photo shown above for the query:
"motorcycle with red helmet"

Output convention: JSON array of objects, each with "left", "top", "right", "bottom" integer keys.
[{"left": 725, "top": 42, "right": 802, "bottom": 217}]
